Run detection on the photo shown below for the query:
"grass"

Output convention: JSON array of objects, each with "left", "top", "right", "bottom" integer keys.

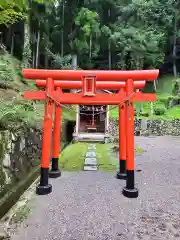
[
  {"left": 96, "top": 144, "right": 117, "bottom": 171},
  {"left": 59, "top": 142, "right": 117, "bottom": 172},
  {"left": 59, "top": 143, "right": 88, "bottom": 171},
  {"left": 109, "top": 75, "right": 180, "bottom": 120},
  {"left": 156, "top": 75, "right": 179, "bottom": 95},
  {"left": 135, "top": 147, "right": 145, "bottom": 153},
  {"left": 9, "top": 203, "right": 31, "bottom": 224},
  {"left": 112, "top": 143, "right": 145, "bottom": 154}
]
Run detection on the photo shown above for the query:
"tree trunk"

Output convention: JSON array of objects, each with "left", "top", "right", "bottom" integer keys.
[
  {"left": 44, "top": 24, "right": 49, "bottom": 68},
  {"left": 108, "top": 9, "right": 111, "bottom": 70},
  {"left": 150, "top": 102, "right": 153, "bottom": 116},
  {"left": 44, "top": 38, "right": 49, "bottom": 69},
  {"left": 61, "top": 0, "right": 65, "bottom": 57},
  {"left": 173, "top": 12, "right": 177, "bottom": 77},
  {"left": 72, "top": 54, "right": 77, "bottom": 70},
  {"left": 35, "top": 27, "right": 40, "bottom": 68},
  {"left": 89, "top": 34, "right": 92, "bottom": 65},
  {"left": 11, "top": 34, "right": 14, "bottom": 55},
  {"left": 153, "top": 81, "right": 157, "bottom": 91},
  {"left": 108, "top": 40, "right": 111, "bottom": 69}
]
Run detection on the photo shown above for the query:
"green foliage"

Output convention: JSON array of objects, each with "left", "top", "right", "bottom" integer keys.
[
  {"left": 0, "top": 1, "right": 25, "bottom": 26},
  {"left": 2, "top": 0, "right": 180, "bottom": 72},
  {"left": 172, "top": 81, "right": 180, "bottom": 95},
  {"left": 140, "top": 112, "right": 149, "bottom": 117},
  {"left": 0, "top": 53, "right": 19, "bottom": 87},
  {"left": 171, "top": 96, "right": 180, "bottom": 106},
  {"left": 0, "top": 100, "right": 41, "bottom": 129},
  {"left": 0, "top": 0, "right": 55, "bottom": 26},
  {"left": 47, "top": 51, "right": 72, "bottom": 69},
  {"left": 71, "top": 7, "right": 101, "bottom": 66},
  {"left": 110, "top": 0, "right": 171, "bottom": 69},
  {"left": 154, "top": 105, "right": 166, "bottom": 116}
]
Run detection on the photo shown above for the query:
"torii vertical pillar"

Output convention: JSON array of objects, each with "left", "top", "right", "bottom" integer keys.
[
  {"left": 116, "top": 89, "right": 127, "bottom": 179},
  {"left": 122, "top": 79, "right": 138, "bottom": 198},
  {"left": 49, "top": 87, "right": 62, "bottom": 178},
  {"left": 36, "top": 78, "right": 54, "bottom": 195}
]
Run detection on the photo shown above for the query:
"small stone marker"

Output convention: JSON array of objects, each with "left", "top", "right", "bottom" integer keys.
[
  {"left": 88, "top": 146, "right": 96, "bottom": 150},
  {"left": 84, "top": 165, "right": 98, "bottom": 171},
  {"left": 86, "top": 151, "right": 96, "bottom": 158},
  {"left": 84, "top": 157, "right": 97, "bottom": 166},
  {"left": 88, "top": 144, "right": 96, "bottom": 147}
]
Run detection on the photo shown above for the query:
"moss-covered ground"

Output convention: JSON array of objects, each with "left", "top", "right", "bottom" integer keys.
[{"left": 59, "top": 142, "right": 117, "bottom": 172}]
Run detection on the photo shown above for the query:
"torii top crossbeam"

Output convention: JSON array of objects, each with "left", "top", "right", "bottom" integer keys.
[
  {"left": 23, "top": 69, "right": 159, "bottom": 81},
  {"left": 23, "top": 68, "right": 159, "bottom": 105}
]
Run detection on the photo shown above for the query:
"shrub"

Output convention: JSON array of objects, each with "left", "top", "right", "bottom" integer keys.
[
  {"left": 140, "top": 112, "right": 149, "bottom": 117},
  {"left": 172, "top": 81, "right": 180, "bottom": 95},
  {"left": 156, "top": 96, "right": 173, "bottom": 108},
  {"left": 154, "top": 105, "right": 166, "bottom": 115},
  {"left": 0, "top": 53, "right": 18, "bottom": 84},
  {"left": 171, "top": 96, "right": 180, "bottom": 106}
]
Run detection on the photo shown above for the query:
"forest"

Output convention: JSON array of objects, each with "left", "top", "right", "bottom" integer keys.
[
  {"left": 0, "top": 0, "right": 180, "bottom": 126},
  {"left": 0, "top": 0, "right": 180, "bottom": 75}
]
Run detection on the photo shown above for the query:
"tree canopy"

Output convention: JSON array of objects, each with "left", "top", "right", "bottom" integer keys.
[{"left": 1, "top": 0, "right": 180, "bottom": 75}]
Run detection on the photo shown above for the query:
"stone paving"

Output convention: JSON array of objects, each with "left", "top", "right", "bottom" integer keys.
[
  {"left": 84, "top": 144, "right": 98, "bottom": 171},
  {"left": 10, "top": 136, "right": 180, "bottom": 240}
]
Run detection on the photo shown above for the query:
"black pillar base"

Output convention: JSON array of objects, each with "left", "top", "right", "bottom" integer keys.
[
  {"left": 36, "top": 167, "right": 52, "bottom": 195},
  {"left": 116, "top": 172, "right": 127, "bottom": 180},
  {"left": 116, "top": 159, "right": 126, "bottom": 179},
  {"left": 36, "top": 184, "right": 52, "bottom": 195},
  {"left": 49, "top": 158, "right": 61, "bottom": 178},
  {"left": 122, "top": 170, "right": 138, "bottom": 198},
  {"left": 122, "top": 187, "right": 138, "bottom": 198},
  {"left": 49, "top": 170, "right": 61, "bottom": 178}
]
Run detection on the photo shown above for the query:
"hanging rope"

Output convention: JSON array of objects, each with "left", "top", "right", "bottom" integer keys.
[{"left": 45, "top": 92, "right": 135, "bottom": 117}]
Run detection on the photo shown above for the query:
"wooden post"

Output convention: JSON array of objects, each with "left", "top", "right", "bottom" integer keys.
[
  {"left": 36, "top": 78, "right": 54, "bottom": 195},
  {"left": 122, "top": 79, "right": 138, "bottom": 198},
  {"left": 49, "top": 87, "right": 62, "bottom": 178},
  {"left": 117, "top": 88, "right": 127, "bottom": 179}
]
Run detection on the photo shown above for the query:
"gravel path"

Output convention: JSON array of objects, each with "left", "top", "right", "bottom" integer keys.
[{"left": 11, "top": 136, "right": 180, "bottom": 240}]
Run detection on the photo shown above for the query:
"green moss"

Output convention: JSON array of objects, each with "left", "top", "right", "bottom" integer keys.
[
  {"left": 96, "top": 144, "right": 117, "bottom": 171},
  {"left": 135, "top": 147, "right": 145, "bottom": 153},
  {"left": 59, "top": 143, "right": 117, "bottom": 172},
  {"left": 10, "top": 203, "right": 31, "bottom": 224},
  {"left": 59, "top": 143, "right": 88, "bottom": 171}
]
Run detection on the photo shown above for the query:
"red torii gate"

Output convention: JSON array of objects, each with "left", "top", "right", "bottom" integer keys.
[{"left": 23, "top": 69, "right": 159, "bottom": 198}]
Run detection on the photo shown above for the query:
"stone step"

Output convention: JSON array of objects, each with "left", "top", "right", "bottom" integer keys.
[
  {"left": 86, "top": 152, "right": 96, "bottom": 158},
  {"left": 88, "top": 146, "right": 96, "bottom": 150},
  {"left": 78, "top": 139, "right": 104, "bottom": 143},
  {"left": 88, "top": 144, "right": 96, "bottom": 147},
  {"left": 84, "top": 165, "right": 98, "bottom": 171},
  {"left": 84, "top": 145, "right": 97, "bottom": 171},
  {"left": 84, "top": 157, "right": 97, "bottom": 166}
]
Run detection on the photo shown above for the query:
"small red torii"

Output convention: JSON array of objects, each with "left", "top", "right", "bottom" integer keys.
[{"left": 23, "top": 69, "right": 159, "bottom": 198}]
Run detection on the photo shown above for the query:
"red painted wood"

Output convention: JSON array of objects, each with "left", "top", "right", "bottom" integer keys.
[
  {"left": 35, "top": 80, "right": 146, "bottom": 90},
  {"left": 23, "top": 69, "right": 159, "bottom": 81},
  {"left": 41, "top": 78, "right": 54, "bottom": 169},
  {"left": 24, "top": 91, "right": 156, "bottom": 104},
  {"left": 52, "top": 87, "right": 62, "bottom": 158}
]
